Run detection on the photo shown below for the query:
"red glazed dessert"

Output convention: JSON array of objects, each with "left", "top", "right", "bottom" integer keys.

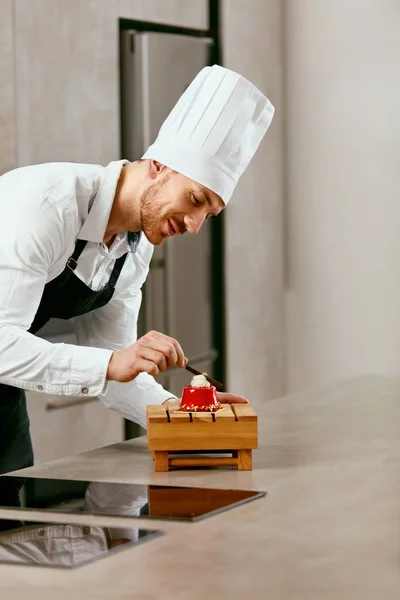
[{"left": 180, "top": 374, "right": 221, "bottom": 412}]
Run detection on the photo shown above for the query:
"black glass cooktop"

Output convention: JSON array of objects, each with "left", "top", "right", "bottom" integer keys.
[
  {"left": 0, "top": 515, "right": 162, "bottom": 569},
  {"left": 0, "top": 476, "right": 265, "bottom": 522}
]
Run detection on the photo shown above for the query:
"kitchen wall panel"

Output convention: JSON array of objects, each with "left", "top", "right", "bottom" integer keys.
[
  {"left": 0, "top": 0, "right": 15, "bottom": 175},
  {"left": 222, "top": 0, "right": 284, "bottom": 404},
  {"left": 26, "top": 393, "right": 124, "bottom": 464},
  {"left": 285, "top": 0, "right": 400, "bottom": 391},
  {"left": 14, "top": 0, "right": 207, "bottom": 166}
]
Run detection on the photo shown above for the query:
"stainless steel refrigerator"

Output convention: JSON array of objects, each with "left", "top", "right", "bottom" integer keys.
[{"left": 120, "top": 30, "right": 218, "bottom": 400}]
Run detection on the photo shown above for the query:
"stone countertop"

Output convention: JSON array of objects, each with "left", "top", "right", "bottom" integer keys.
[{"left": 0, "top": 375, "right": 399, "bottom": 599}]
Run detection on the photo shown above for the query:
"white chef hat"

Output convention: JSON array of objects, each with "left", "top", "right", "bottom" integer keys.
[{"left": 142, "top": 64, "right": 275, "bottom": 205}]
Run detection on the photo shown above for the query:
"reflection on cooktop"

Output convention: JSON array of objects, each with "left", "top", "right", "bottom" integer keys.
[
  {"left": 0, "top": 517, "right": 162, "bottom": 569},
  {"left": 0, "top": 476, "right": 265, "bottom": 522}
]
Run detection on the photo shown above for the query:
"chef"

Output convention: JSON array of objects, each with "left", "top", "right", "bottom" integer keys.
[{"left": 0, "top": 65, "right": 274, "bottom": 484}]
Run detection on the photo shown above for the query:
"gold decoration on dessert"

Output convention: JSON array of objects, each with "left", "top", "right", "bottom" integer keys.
[{"left": 180, "top": 402, "right": 222, "bottom": 413}]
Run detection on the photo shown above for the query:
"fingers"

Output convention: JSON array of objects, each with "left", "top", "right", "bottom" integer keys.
[
  {"left": 144, "top": 331, "right": 187, "bottom": 368},
  {"left": 139, "top": 347, "right": 170, "bottom": 373},
  {"left": 106, "top": 331, "right": 188, "bottom": 383},
  {"left": 135, "top": 358, "right": 162, "bottom": 377},
  {"left": 162, "top": 397, "right": 181, "bottom": 410},
  {"left": 216, "top": 392, "right": 249, "bottom": 404}
]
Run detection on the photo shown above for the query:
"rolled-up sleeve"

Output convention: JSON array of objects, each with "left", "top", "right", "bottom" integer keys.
[
  {"left": 74, "top": 283, "right": 175, "bottom": 429},
  {"left": 0, "top": 196, "right": 112, "bottom": 397}
]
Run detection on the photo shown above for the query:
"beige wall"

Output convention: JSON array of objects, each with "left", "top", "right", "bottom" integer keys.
[
  {"left": 222, "top": 0, "right": 285, "bottom": 403},
  {"left": 285, "top": 0, "right": 400, "bottom": 391},
  {"left": 13, "top": 0, "right": 207, "bottom": 167},
  {"left": 0, "top": 0, "right": 15, "bottom": 175},
  {"left": 0, "top": 0, "right": 207, "bottom": 172}
]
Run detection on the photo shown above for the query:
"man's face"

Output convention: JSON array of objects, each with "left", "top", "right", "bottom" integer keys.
[{"left": 139, "top": 168, "right": 225, "bottom": 246}]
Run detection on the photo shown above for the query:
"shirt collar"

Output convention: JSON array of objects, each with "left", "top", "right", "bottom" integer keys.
[
  {"left": 107, "top": 230, "right": 141, "bottom": 257},
  {"left": 78, "top": 159, "right": 129, "bottom": 244}
]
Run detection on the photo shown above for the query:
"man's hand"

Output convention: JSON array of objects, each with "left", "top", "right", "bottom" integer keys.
[
  {"left": 106, "top": 330, "right": 187, "bottom": 382},
  {"left": 162, "top": 391, "right": 249, "bottom": 409},
  {"left": 215, "top": 392, "right": 248, "bottom": 404},
  {"left": 162, "top": 397, "right": 180, "bottom": 409}
]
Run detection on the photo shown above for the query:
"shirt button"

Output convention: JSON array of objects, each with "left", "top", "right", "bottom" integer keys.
[
  {"left": 82, "top": 387, "right": 89, "bottom": 394},
  {"left": 38, "top": 529, "right": 45, "bottom": 537},
  {"left": 37, "top": 385, "right": 44, "bottom": 391},
  {"left": 83, "top": 526, "right": 91, "bottom": 534}
]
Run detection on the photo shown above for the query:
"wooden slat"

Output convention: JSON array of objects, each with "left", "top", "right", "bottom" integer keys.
[
  {"left": 238, "top": 449, "right": 252, "bottom": 470},
  {"left": 231, "top": 404, "right": 257, "bottom": 422},
  {"left": 214, "top": 404, "right": 236, "bottom": 421},
  {"left": 154, "top": 451, "right": 169, "bottom": 472},
  {"left": 146, "top": 405, "right": 169, "bottom": 423},
  {"left": 191, "top": 412, "right": 213, "bottom": 422},
  {"left": 169, "top": 457, "right": 238, "bottom": 468},
  {"left": 169, "top": 411, "right": 191, "bottom": 422}
]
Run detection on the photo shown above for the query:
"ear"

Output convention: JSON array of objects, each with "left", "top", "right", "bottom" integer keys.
[{"left": 148, "top": 160, "right": 166, "bottom": 180}]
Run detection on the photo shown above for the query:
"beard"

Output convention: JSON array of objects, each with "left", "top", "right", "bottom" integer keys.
[{"left": 139, "top": 173, "right": 172, "bottom": 245}]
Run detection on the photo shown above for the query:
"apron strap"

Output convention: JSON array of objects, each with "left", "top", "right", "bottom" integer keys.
[
  {"left": 66, "top": 239, "right": 87, "bottom": 271},
  {"left": 66, "top": 238, "right": 127, "bottom": 287},
  {"left": 108, "top": 253, "right": 128, "bottom": 288}
]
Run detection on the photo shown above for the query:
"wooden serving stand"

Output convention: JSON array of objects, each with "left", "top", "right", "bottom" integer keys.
[{"left": 146, "top": 403, "right": 258, "bottom": 472}]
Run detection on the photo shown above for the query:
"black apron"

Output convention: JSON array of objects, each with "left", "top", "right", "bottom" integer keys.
[{"left": 0, "top": 239, "right": 127, "bottom": 508}]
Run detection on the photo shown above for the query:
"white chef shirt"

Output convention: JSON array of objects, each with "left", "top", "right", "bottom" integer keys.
[
  {"left": 0, "top": 523, "right": 140, "bottom": 567},
  {"left": 84, "top": 481, "right": 148, "bottom": 541},
  {"left": 0, "top": 160, "right": 175, "bottom": 428}
]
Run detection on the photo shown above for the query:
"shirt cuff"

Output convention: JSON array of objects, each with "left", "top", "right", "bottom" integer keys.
[{"left": 69, "top": 345, "right": 113, "bottom": 397}]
